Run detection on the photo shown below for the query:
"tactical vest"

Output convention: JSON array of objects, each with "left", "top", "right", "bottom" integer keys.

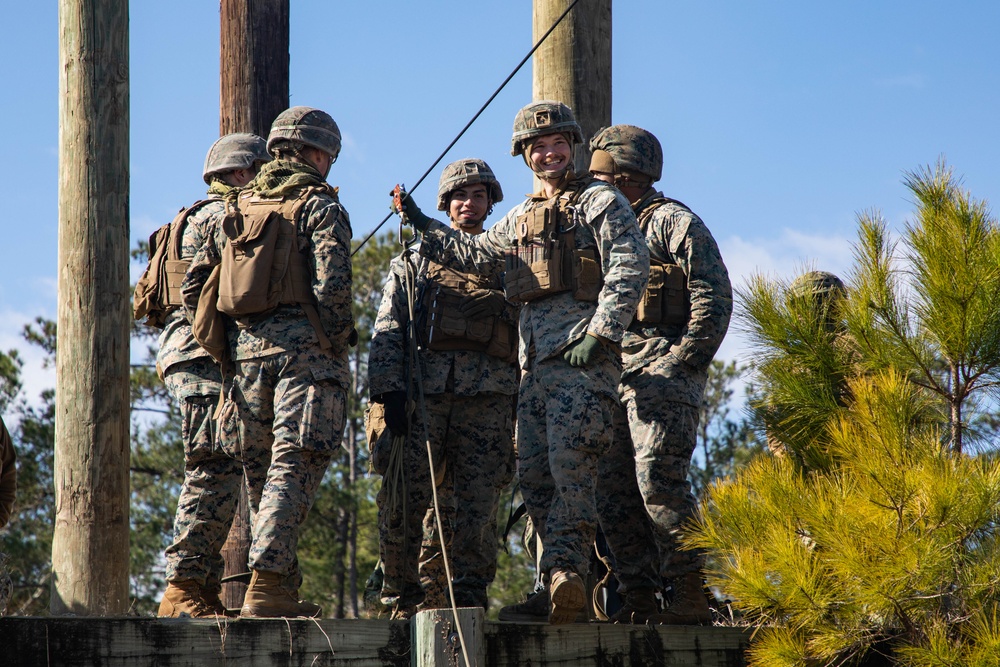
[
  {"left": 133, "top": 199, "right": 215, "bottom": 328},
  {"left": 421, "top": 261, "right": 517, "bottom": 362},
  {"left": 213, "top": 184, "right": 342, "bottom": 350},
  {"left": 634, "top": 198, "right": 690, "bottom": 326},
  {"left": 503, "top": 179, "right": 603, "bottom": 304}
]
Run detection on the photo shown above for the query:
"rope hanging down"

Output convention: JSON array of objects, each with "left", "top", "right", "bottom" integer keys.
[{"left": 352, "top": 0, "right": 582, "bottom": 256}]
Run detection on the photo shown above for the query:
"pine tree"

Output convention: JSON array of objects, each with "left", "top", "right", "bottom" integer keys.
[{"left": 688, "top": 161, "right": 1000, "bottom": 666}]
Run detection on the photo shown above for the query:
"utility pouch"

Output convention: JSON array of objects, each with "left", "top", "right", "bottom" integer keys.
[
  {"left": 572, "top": 248, "right": 602, "bottom": 302},
  {"left": 426, "top": 286, "right": 493, "bottom": 351},
  {"left": 218, "top": 204, "right": 291, "bottom": 316},
  {"left": 192, "top": 264, "right": 229, "bottom": 363}
]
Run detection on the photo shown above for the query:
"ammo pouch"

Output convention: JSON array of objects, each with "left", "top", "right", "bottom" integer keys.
[
  {"left": 634, "top": 197, "right": 692, "bottom": 326},
  {"left": 422, "top": 263, "right": 517, "bottom": 362},
  {"left": 503, "top": 192, "right": 603, "bottom": 304},
  {"left": 636, "top": 262, "right": 689, "bottom": 325}
]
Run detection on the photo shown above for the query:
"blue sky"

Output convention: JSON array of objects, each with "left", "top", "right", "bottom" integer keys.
[{"left": 3, "top": 2, "right": 1000, "bottom": 403}]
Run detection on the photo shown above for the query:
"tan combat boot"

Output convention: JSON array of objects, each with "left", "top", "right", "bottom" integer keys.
[
  {"left": 657, "top": 572, "right": 712, "bottom": 625},
  {"left": 609, "top": 587, "right": 659, "bottom": 624},
  {"left": 239, "top": 570, "right": 322, "bottom": 618},
  {"left": 158, "top": 579, "right": 217, "bottom": 618},
  {"left": 549, "top": 569, "right": 586, "bottom": 625}
]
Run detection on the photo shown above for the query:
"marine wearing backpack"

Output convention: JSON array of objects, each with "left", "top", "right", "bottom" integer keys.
[
  {"left": 151, "top": 133, "right": 270, "bottom": 620},
  {"left": 134, "top": 199, "right": 217, "bottom": 329},
  {"left": 180, "top": 106, "right": 355, "bottom": 619}
]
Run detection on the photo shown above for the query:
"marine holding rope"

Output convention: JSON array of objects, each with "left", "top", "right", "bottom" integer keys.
[
  {"left": 369, "top": 159, "right": 518, "bottom": 620},
  {"left": 391, "top": 101, "right": 649, "bottom": 624}
]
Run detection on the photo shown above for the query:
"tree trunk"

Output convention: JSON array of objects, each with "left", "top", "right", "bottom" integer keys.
[
  {"left": 52, "top": 0, "right": 131, "bottom": 616},
  {"left": 220, "top": 0, "right": 290, "bottom": 138},
  {"left": 532, "top": 0, "right": 612, "bottom": 174},
  {"left": 217, "top": 0, "right": 290, "bottom": 609}
]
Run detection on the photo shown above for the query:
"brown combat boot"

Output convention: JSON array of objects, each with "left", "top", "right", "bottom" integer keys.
[
  {"left": 239, "top": 570, "right": 322, "bottom": 618},
  {"left": 158, "top": 579, "right": 217, "bottom": 618},
  {"left": 549, "top": 569, "right": 586, "bottom": 625},
  {"left": 656, "top": 572, "right": 713, "bottom": 625},
  {"left": 609, "top": 587, "right": 659, "bottom": 624}
]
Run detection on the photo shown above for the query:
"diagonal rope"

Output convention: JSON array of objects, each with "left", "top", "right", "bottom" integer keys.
[{"left": 352, "top": 0, "right": 583, "bottom": 256}]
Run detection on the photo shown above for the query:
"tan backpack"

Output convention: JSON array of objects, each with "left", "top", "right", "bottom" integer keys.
[
  {"left": 133, "top": 199, "right": 213, "bottom": 328},
  {"left": 192, "top": 185, "right": 348, "bottom": 356}
]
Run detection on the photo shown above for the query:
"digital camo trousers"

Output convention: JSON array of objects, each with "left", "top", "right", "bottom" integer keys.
[
  {"left": 377, "top": 391, "right": 514, "bottom": 608},
  {"left": 220, "top": 349, "right": 347, "bottom": 593},
  {"left": 597, "top": 358, "right": 703, "bottom": 592},
  {"left": 517, "top": 353, "right": 619, "bottom": 580},
  {"left": 163, "top": 358, "right": 243, "bottom": 586}
]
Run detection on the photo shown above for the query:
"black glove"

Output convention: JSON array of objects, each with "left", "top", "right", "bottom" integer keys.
[
  {"left": 563, "top": 334, "right": 604, "bottom": 368},
  {"left": 380, "top": 391, "right": 410, "bottom": 435},
  {"left": 390, "top": 188, "right": 431, "bottom": 231},
  {"left": 458, "top": 289, "right": 506, "bottom": 319}
]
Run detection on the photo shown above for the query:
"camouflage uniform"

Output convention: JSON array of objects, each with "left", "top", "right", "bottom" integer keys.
[
  {"left": 596, "top": 188, "right": 732, "bottom": 593},
  {"left": 416, "top": 179, "right": 648, "bottom": 579},
  {"left": 370, "top": 245, "right": 518, "bottom": 608},
  {"left": 159, "top": 195, "right": 243, "bottom": 589},
  {"left": 182, "top": 158, "right": 353, "bottom": 595}
]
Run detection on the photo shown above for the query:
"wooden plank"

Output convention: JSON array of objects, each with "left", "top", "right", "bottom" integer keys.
[
  {"left": 0, "top": 618, "right": 748, "bottom": 667},
  {"left": 1, "top": 618, "right": 412, "bottom": 667},
  {"left": 484, "top": 623, "right": 750, "bottom": 667}
]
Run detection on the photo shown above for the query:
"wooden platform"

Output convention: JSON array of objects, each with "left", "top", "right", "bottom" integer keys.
[{"left": 1, "top": 613, "right": 750, "bottom": 666}]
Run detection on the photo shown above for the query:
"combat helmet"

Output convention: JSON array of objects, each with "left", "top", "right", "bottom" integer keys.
[
  {"left": 510, "top": 100, "right": 584, "bottom": 157},
  {"left": 436, "top": 159, "right": 504, "bottom": 211},
  {"left": 267, "top": 106, "right": 342, "bottom": 160},
  {"left": 790, "top": 271, "right": 846, "bottom": 300},
  {"left": 589, "top": 125, "right": 663, "bottom": 183},
  {"left": 202, "top": 133, "right": 270, "bottom": 184}
]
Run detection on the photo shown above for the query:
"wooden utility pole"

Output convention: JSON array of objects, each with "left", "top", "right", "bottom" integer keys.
[
  {"left": 220, "top": 0, "right": 290, "bottom": 138},
  {"left": 217, "top": 0, "right": 290, "bottom": 611},
  {"left": 533, "top": 0, "right": 612, "bottom": 174},
  {"left": 52, "top": 0, "right": 131, "bottom": 615}
]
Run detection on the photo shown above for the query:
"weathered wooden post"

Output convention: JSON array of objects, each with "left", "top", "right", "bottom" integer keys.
[
  {"left": 533, "top": 0, "right": 612, "bottom": 173},
  {"left": 415, "top": 607, "right": 486, "bottom": 667},
  {"left": 51, "top": 0, "right": 131, "bottom": 615},
  {"left": 217, "top": 0, "right": 290, "bottom": 611},
  {"left": 220, "top": 0, "right": 290, "bottom": 138}
]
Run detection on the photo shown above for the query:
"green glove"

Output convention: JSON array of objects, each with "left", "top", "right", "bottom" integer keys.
[
  {"left": 390, "top": 188, "right": 431, "bottom": 231},
  {"left": 458, "top": 289, "right": 506, "bottom": 319},
  {"left": 563, "top": 334, "right": 604, "bottom": 367}
]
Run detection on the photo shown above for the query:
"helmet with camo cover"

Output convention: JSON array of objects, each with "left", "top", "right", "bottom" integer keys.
[
  {"left": 436, "top": 159, "right": 504, "bottom": 211},
  {"left": 588, "top": 124, "right": 663, "bottom": 182},
  {"left": 790, "top": 271, "right": 846, "bottom": 301},
  {"left": 267, "top": 106, "right": 342, "bottom": 160},
  {"left": 202, "top": 133, "right": 270, "bottom": 184},
  {"left": 510, "top": 100, "right": 584, "bottom": 157}
]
